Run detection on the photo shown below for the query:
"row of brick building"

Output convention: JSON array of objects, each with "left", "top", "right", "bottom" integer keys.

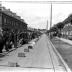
[{"left": 0, "top": 4, "right": 27, "bottom": 35}]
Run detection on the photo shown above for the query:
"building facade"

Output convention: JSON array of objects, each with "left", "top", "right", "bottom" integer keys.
[
  {"left": 61, "top": 23, "right": 72, "bottom": 39},
  {"left": 0, "top": 6, "right": 27, "bottom": 34}
]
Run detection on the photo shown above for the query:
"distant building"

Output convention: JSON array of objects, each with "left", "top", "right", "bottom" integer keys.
[{"left": 38, "top": 29, "right": 46, "bottom": 33}]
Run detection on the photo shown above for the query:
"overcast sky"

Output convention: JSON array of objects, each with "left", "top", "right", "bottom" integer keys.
[{"left": 1, "top": 1, "right": 72, "bottom": 29}]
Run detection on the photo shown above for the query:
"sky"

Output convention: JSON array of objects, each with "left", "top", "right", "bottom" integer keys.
[{"left": 1, "top": 1, "right": 72, "bottom": 29}]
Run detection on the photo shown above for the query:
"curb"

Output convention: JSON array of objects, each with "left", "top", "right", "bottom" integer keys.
[
  {"left": 48, "top": 37, "right": 72, "bottom": 72},
  {"left": 0, "top": 48, "right": 17, "bottom": 57}
]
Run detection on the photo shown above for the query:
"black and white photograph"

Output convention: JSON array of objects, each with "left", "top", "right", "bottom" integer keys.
[{"left": 0, "top": 0, "right": 72, "bottom": 72}]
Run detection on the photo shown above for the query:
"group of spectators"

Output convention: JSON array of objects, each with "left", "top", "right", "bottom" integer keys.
[
  {"left": 0, "top": 30, "right": 16, "bottom": 53},
  {"left": 0, "top": 28, "right": 41, "bottom": 53}
]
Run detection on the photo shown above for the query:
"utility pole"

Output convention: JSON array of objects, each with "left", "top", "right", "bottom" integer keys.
[
  {"left": 50, "top": 3, "right": 52, "bottom": 28},
  {"left": 46, "top": 20, "right": 48, "bottom": 30},
  {"left": 45, "top": 20, "right": 48, "bottom": 33},
  {"left": 50, "top": 3, "right": 52, "bottom": 38}
]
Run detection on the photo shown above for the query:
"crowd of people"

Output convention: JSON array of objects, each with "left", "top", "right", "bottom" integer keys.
[
  {"left": 0, "top": 30, "right": 16, "bottom": 53},
  {"left": 0, "top": 29, "right": 41, "bottom": 53}
]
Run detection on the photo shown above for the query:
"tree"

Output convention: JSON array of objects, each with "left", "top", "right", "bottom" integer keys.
[
  {"left": 56, "top": 22, "right": 64, "bottom": 32},
  {"left": 55, "top": 22, "right": 64, "bottom": 37},
  {"left": 50, "top": 25, "right": 58, "bottom": 32},
  {"left": 63, "top": 14, "right": 72, "bottom": 25},
  {"left": 49, "top": 25, "right": 58, "bottom": 38}
]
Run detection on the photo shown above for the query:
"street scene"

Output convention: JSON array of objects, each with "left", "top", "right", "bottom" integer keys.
[
  {"left": 0, "top": 34, "right": 68, "bottom": 72},
  {"left": 0, "top": 1, "right": 72, "bottom": 72}
]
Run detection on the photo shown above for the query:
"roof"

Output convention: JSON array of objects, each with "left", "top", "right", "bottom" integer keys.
[{"left": 0, "top": 5, "right": 25, "bottom": 23}]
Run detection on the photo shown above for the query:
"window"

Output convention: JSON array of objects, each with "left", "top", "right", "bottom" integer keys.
[{"left": 4, "top": 18, "right": 6, "bottom": 24}]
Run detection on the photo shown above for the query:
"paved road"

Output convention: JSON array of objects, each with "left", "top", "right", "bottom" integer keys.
[{"left": 0, "top": 34, "right": 67, "bottom": 72}]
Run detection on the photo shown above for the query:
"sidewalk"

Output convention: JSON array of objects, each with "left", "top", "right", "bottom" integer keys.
[
  {"left": 0, "top": 38, "right": 39, "bottom": 66},
  {"left": 56, "top": 37, "right": 72, "bottom": 45}
]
